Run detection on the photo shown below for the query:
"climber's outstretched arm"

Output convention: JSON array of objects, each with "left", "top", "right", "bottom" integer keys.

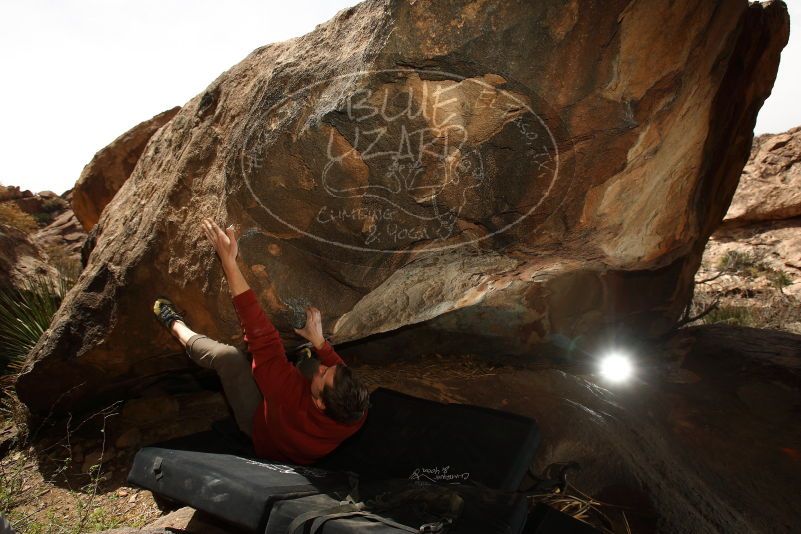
[
  {"left": 201, "top": 217, "right": 296, "bottom": 395},
  {"left": 201, "top": 217, "right": 250, "bottom": 298}
]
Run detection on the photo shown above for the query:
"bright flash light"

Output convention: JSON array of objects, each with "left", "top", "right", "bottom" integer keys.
[{"left": 599, "top": 353, "right": 633, "bottom": 383}]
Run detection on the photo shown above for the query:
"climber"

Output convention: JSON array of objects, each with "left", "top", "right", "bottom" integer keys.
[{"left": 151, "top": 218, "right": 369, "bottom": 465}]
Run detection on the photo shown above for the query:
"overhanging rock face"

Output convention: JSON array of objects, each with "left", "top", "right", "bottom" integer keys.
[{"left": 17, "top": 0, "right": 789, "bottom": 415}]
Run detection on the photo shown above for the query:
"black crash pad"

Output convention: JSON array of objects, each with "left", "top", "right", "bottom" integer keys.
[
  {"left": 128, "top": 447, "right": 353, "bottom": 532},
  {"left": 317, "top": 388, "right": 541, "bottom": 491},
  {"left": 265, "top": 478, "right": 530, "bottom": 534},
  {"left": 128, "top": 387, "right": 541, "bottom": 532}
]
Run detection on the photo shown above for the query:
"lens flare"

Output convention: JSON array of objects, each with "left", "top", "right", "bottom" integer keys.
[{"left": 599, "top": 353, "right": 633, "bottom": 383}]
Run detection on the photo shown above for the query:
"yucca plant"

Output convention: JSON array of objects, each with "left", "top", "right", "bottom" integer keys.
[{"left": 0, "top": 269, "right": 76, "bottom": 374}]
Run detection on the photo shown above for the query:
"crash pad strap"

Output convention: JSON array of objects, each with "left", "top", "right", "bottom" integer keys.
[
  {"left": 287, "top": 502, "right": 361, "bottom": 534},
  {"left": 287, "top": 502, "right": 424, "bottom": 534},
  {"left": 310, "top": 511, "right": 425, "bottom": 534}
]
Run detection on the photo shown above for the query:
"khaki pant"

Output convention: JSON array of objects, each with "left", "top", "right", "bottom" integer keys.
[{"left": 185, "top": 334, "right": 319, "bottom": 436}]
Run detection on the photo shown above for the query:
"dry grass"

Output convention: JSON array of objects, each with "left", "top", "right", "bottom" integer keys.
[
  {"left": 41, "top": 245, "right": 81, "bottom": 280},
  {"left": 0, "top": 202, "right": 38, "bottom": 234},
  {"left": 701, "top": 295, "right": 801, "bottom": 331},
  {"left": 0, "top": 446, "right": 160, "bottom": 533},
  {"left": 689, "top": 250, "right": 801, "bottom": 333}
]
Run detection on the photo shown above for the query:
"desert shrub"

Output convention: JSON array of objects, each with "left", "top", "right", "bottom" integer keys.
[
  {"left": 33, "top": 211, "right": 53, "bottom": 226},
  {"left": 0, "top": 270, "right": 76, "bottom": 373},
  {"left": 41, "top": 196, "right": 67, "bottom": 213},
  {"left": 716, "top": 250, "right": 795, "bottom": 290},
  {"left": 702, "top": 305, "right": 755, "bottom": 327},
  {"left": 717, "top": 250, "right": 754, "bottom": 272},
  {"left": 767, "top": 269, "right": 793, "bottom": 291},
  {"left": 693, "top": 295, "right": 801, "bottom": 331},
  {"left": 716, "top": 249, "right": 771, "bottom": 277},
  {"left": 0, "top": 202, "right": 37, "bottom": 234}
]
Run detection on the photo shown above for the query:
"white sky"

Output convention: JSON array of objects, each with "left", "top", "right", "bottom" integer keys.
[{"left": 0, "top": 0, "right": 798, "bottom": 195}]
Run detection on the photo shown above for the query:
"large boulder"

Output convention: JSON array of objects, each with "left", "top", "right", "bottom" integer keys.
[
  {"left": 16, "top": 0, "right": 789, "bottom": 417},
  {"left": 72, "top": 107, "right": 181, "bottom": 231}
]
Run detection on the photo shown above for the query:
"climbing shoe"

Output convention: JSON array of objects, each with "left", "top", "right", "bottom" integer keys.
[{"left": 153, "top": 297, "right": 186, "bottom": 330}]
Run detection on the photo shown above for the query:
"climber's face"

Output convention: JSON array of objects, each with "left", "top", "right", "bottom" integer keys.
[{"left": 310, "top": 363, "right": 337, "bottom": 404}]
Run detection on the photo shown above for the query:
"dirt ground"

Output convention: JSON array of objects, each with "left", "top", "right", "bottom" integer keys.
[
  {"left": 3, "top": 328, "right": 799, "bottom": 533},
  {"left": 0, "top": 444, "right": 161, "bottom": 532}
]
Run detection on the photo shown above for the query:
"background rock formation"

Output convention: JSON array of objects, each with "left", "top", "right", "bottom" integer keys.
[
  {"left": 724, "top": 126, "right": 801, "bottom": 224},
  {"left": 692, "top": 124, "right": 801, "bottom": 332},
  {"left": 32, "top": 199, "right": 86, "bottom": 270},
  {"left": 0, "top": 186, "right": 86, "bottom": 290},
  {"left": 72, "top": 107, "right": 180, "bottom": 231},
  {"left": 0, "top": 224, "right": 57, "bottom": 291},
  {"left": 17, "top": 0, "right": 789, "bottom": 422}
]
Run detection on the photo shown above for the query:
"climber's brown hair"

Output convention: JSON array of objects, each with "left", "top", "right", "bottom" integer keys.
[{"left": 321, "top": 365, "right": 369, "bottom": 424}]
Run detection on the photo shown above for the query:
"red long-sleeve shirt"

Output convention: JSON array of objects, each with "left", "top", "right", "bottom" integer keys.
[{"left": 232, "top": 288, "right": 366, "bottom": 465}]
